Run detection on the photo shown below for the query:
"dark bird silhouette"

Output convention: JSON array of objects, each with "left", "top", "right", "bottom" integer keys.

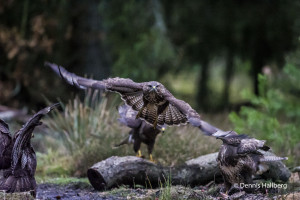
[
  {"left": 0, "top": 103, "right": 59, "bottom": 197},
  {"left": 216, "top": 132, "right": 288, "bottom": 194},
  {"left": 45, "top": 62, "right": 201, "bottom": 129},
  {"left": 0, "top": 119, "right": 12, "bottom": 170},
  {"left": 114, "top": 104, "right": 165, "bottom": 162}
]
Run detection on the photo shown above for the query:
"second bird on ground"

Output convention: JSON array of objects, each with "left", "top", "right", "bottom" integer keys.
[{"left": 114, "top": 104, "right": 165, "bottom": 162}]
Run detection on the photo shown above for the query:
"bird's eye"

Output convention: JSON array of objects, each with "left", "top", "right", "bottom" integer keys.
[
  {"left": 148, "top": 85, "right": 152, "bottom": 88},
  {"left": 156, "top": 85, "right": 160, "bottom": 88}
]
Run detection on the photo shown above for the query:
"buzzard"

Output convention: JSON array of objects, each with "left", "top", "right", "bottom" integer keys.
[
  {"left": 216, "top": 132, "right": 288, "bottom": 194},
  {"left": 0, "top": 103, "right": 59, "bottom": 197},
  {"left": 0, "top": 119, "right": 12, "bottom": 170},
  {"left": 114, "top": 104, "right": 165, "bottom": 162},
  {"left": 45, "top": 62, "right": 201, "bottom": 129}
]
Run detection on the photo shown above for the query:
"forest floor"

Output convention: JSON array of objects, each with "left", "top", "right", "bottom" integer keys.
[{"left": 1, "top": 176, "right": 300, "bottom": 200}]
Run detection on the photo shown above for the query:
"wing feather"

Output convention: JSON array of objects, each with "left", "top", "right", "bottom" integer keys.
[
  {"left": 45, "top": 62, "right": 144, "bottom": 94},
  {"left": 140, "top": 104, "right": 157, "bottom": 125},
  {"left": 11, "top": 103, "right": 59, "bottom": 173},
  {"left": 162, "top": 89, "right": 201, "bottom": 127},
  {"left": 120, "top": 91, "right": 144, "bottom": 111}
]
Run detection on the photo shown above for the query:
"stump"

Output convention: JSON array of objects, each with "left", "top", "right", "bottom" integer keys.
[{"left": 87, "top": 152, "right": 290, "bottom": 191}]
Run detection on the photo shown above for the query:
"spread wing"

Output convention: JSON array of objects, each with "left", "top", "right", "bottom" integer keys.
[
  {"left": 237, "top": 138, "right": 267, "bottom": 155},
  {"left": 161, "top": 90, "right": 200, "bottom": 127},
  {"left": 12, "top": 103, "right": 60, "bottom": 173},
  {"left": 45, "top": 62, "right": 145, "bottom": 109},
  {"left": 118, "top": 104, "right": 142, "bottom": 129}
]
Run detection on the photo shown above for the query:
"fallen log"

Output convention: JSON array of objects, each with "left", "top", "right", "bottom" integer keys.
[{"left": 87, "top": 152, "right": 290, "bottom": 191}]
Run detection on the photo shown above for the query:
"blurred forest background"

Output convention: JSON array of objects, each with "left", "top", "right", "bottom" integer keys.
[{"left": 0, "top": 0, "right": 300, "bottom": 178}]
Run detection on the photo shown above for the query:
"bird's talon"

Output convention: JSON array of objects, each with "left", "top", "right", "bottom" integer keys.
[
  {"left": 149, "top": 154, "right": 156, "bottom": 163},
  {"left": 136, "top": 150, "right": 142, "bottom": 158}
]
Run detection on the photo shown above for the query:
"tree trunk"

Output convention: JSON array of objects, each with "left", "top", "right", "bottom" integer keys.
[
  {"left": 196, "top": 57, "right": 210, "bottom": 111},
  {"left": 70, "top": 0, "right": 110, "bottom": 80},
  {"left": 222, "top": 50, "right": 234, "bottom": 109},
  {"left": 87, "top": 152, "right": 290, "bottom": 191}
]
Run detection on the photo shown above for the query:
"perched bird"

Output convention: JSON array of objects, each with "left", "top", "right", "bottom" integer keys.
[
  {"left": 0, "top": 103, "right": 59, "bottom": 197},
  {"left": 114, "top": 104, "right": 165, "bottom": 162},
  {"left": 216, "top": 132, "right": 288, "bottom": 194},
  {"left": 45, "top": 62, "right": 201, "bottom": 129},
  {"left": 0, "top": 119, "right": 12, "bottom": 170}
]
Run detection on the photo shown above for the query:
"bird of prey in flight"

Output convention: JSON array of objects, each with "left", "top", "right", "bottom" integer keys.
[
  {"left": 216, "top": 131, "right": 287, "bottom": 195},
  {"left": 0, "top": 103, "right": 59, "bottom": 197},
  {"left": 114, "top": 104, "right": 166, "bottom": 162},
  {"left": 45, "top": 62, "right": 202, "bottom": 129}
]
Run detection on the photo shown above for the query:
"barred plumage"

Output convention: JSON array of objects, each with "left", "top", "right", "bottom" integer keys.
[
  {"left": 217, "top": 133, "right": 288, "bottom": 194},
  {"left": 0, "top": 103, "right": 59, "bottom": 197}
]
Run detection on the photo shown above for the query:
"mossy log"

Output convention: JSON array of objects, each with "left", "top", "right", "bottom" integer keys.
[{"left": 87, "top": 152, "right": 290, "bottom": 191}]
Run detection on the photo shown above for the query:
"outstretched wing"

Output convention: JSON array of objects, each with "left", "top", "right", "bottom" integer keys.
[
  {"left": 45, "top": 62, "right": 144, "bottom": 98},
  {"left": 11, "top": 103, "right": 60, "bottom": 173},
  {"left": 237, "top": 138, "right": 267, "bottom": 155},
  {"left": 118, "top": 104, "right": 142, "bottom": 129},
  {"left": 161, "top": 89, "right": 201, "bottom": 127}
]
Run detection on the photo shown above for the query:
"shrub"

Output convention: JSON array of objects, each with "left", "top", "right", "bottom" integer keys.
[{"left": 229, "top": 64, "right": 300, "bottom": 165}]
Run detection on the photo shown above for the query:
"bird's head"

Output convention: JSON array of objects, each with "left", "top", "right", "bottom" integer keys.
[
  {"left": 143, "top": 81, "right": 164, "bottom": 96},
  {"left": 217, "top": 135, "right": 241, "bottom": 146}
]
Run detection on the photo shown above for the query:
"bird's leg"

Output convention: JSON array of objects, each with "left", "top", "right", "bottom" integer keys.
[
  {"left": 136, "top": 150, "right": 142, "bottom": 158},
  {"left": 149, "top": 154, "right": 156, "bottom": 163}
]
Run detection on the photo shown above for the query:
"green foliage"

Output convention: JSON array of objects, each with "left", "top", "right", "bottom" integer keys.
[
  {"left": 229, "top": 64, "right": 300, "bottom": 165},
  {"left": 159, "top": 175, "right": 172, "bottom": 200},
  {"left": 36, "top": 148, "right": 71, "bottom": 177},
  {"left": 37, "top": 177, "right": 90, "bottom": 187},
  {"left": 99, "top": 0, "right": 176, "bottom": 81}
]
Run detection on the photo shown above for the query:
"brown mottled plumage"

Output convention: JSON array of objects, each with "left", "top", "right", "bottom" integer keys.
[
  {"left": 216, "top": 132, "right": 288, "bottom": 193},
  {"left": 0, "top": 103, "right": 59, "bottom": 197},
  {"left": 0, "top": 119, "right": 12, "bottom": 170},
  {"left": 45, "top": 62, "right": 201, "bottom": 129},
  {"left": 114, "top": 105, "right": 165, "bottom": 161}
]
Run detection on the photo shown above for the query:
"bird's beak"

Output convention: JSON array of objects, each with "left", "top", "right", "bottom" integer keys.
[
  {"left": 161, "top": 127, "right": 165, "bottom": 133},
  {"left": 150, "top": 85, "right": 157, "bottom": 92}
]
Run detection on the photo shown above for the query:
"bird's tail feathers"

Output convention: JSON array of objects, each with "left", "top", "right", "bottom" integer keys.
[
  {"left": 0, "top": 175, "right": 36, "bottom": 194},
  {"left": 113, "top": 135, "right": 133, "bottom": 148}
]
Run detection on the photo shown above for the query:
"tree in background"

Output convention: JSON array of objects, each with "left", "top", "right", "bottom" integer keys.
[
  {"left": 0, "top": 0, "right": 300, "bottom": 111},
  {"left": 99, "top": 0, "right": 176, "bottom": 82},
  {"left": 162, "top": 0, "right": 300, "bottom": 111}
]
